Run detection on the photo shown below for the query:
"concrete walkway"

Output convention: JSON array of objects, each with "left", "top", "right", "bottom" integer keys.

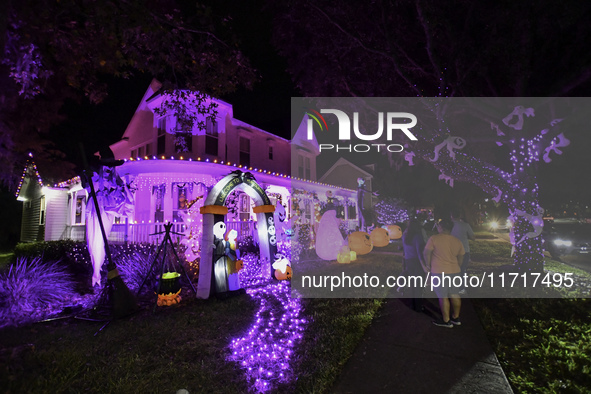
[{"left": 331, "top": 295, "right": 513, "bottom": 393}]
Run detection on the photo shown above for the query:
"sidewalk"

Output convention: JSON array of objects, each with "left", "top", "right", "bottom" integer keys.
[{"left": 331, "top": 295, "right": 513, "bottom": 393}]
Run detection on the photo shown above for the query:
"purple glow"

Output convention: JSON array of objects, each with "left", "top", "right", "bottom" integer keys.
[{"left": 229, "top": 281, "right": 305, "bottom": 392}]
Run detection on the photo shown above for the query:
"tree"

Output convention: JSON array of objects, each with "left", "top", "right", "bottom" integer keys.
[
  {"left": 272, "top": 1, "right": 591, "bottom": 271},
  {"left": 1, "top": 0, "right": 256, "bottom": 188}
]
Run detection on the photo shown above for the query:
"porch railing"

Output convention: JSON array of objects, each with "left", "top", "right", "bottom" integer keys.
[{"left": 64, "top": 221, "right": 257, "bottom": 244}]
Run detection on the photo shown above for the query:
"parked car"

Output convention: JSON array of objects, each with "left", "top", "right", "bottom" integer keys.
[{"left": 543, "top": 218, "right": 591, "bottom": 258}]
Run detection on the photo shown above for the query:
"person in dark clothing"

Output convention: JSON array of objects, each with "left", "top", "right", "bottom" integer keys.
[{"left": 401, "top": 218, "right": 427, "bottom": 311}]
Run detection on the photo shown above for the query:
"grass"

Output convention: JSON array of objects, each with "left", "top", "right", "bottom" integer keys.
[{"left": 469, "top": 238, "right": 591, "bottom": 393}]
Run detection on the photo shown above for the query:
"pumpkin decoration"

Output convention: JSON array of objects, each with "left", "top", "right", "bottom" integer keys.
[
  {"left": 347, "top": 231, "right": 373, "bottom": 255},
  {"left": 275, "top": 265, "right": 292, "bottom": 280},
  {"left": 272, "top": 254, "right": 292, "bottom": 280},
  {"left": 337, "top": 245, "right": 357, "bottom": 264},
  {"left": 384, "top": 224, "right": 403, "bottom": 240},
  {"left": 370, "top": 227, "right": 390, "bottom": 247}
]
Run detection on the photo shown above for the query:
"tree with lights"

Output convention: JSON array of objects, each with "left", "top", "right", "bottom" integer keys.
[
  {"left": 272, "top": 1, "right": 591, "bottom": 270},
  {"left": 0, "top": 0, "right": 255, "bottom": 188}
]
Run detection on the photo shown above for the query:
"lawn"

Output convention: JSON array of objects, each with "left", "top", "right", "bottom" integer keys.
[
  {"left": 469, "top": 240, "right": 591, "bottom": 393},
  {"left": 1, "top": 240, "right": 590, "bottom": 393},
  {"left": 0, "top": 248, "right": 395, "bottom": 393}
]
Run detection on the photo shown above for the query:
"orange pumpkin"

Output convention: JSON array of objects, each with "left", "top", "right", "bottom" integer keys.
[
  {"left": 384, "top": 225, "right": 403, "bottom": 240},
  {"left": 275, "top": 265, "right": 292, "bottom": 280},
  {"left": 348, "top": 231, "right": 373, "bottom": 255},
  {"left": 370, "top": 228, "right": 390, "bottom": 247}
]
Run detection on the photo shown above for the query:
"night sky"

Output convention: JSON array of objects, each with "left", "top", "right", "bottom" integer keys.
[{"left": 26, "top": 2, "right": 591, "bottom": 213}]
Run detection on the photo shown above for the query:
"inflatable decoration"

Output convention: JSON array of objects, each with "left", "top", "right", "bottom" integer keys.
[
  {"left": 348, "top": 231, "right": 373, "bottom": 255},
  {"left": 272, "top": 254, "right": 292, "bottom": 280},
  {"left": 384, "top": 225, "right": 403, "bottom": 240},
  {"left": 337, "top": 245, "right": 357, "bottom": 264},
  {"left": 370, "top": 227, "right": 390, "bottom": 247},
  {"left": 316, "top": 210, "right": 345, "bottom": 260},
  {"left": 224, "top": 229, "right": 242, "bottom": 291}
]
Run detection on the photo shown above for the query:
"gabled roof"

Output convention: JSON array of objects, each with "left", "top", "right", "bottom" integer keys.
[
  {"left": 15, "top": 158, "right": 44, "bottom": 201},
  {"left": 291, "top": 114, "right": 319, "bottom": 155},
  {"left": 319, "top": 157, "right": 373, "bottom": 184}
]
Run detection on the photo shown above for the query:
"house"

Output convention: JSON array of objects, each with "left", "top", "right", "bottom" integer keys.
[{"left": 16, "top": 82, "right": 360, "bottom": 245}]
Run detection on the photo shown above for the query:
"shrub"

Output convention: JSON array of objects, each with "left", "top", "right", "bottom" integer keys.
[{"left": 0, "top": 257, "right": 76, "bottom": 327}]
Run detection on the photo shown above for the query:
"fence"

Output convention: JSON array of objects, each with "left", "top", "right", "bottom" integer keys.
[{"left": 65, "top": 221, "right": 257, "bottom": 244}]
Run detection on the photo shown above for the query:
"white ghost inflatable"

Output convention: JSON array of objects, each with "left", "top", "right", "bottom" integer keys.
[{"left": 315, "top": 210, "right": 345, "bottom": 260}]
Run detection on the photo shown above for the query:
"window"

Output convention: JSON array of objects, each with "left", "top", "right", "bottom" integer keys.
[
  {"left": 239, "top": 137, "right": 250, "bottom": 167},
  {"left": 39, "top": 196, "right": 46, "bottom": 225},
  {"left": 298, "top": 154, "right": 311, "bottom": 180},
  {"left": 269, "top": 145, "right": 273, "bottom": 160},
  {"left": 157, "top": 117, "right": 167, "bottom": 155},
  {"left": 205, "top": 117, "right": 218, "bottom": 156},
  {"left": 138, "top": 145, "right": 144, "bottom": 157},
  {"left": 239, "top": 194, "right": 251, "bottom": 221},
  {"left": 153, "top": 184, "right": 165, "bottom": 222},
  {"left": 145, "top": 143, "right": 152, "bottom": 156},
  {"left": 75, "top": 196, "right": 84, "bottom": 224},
  {"left": 172, "top": 183, "right": 190, "bottom": 223}
]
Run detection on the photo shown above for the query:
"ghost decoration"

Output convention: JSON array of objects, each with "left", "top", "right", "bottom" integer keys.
[
  {"left": 315, "top": 210, "right": 345, "bottom": 260},
  {"left": 404, "top": 151, "right": 415, "bottom": 166},
  {"left": 430, "top": 136, "right": 466, "bottom": 162},
  {"left": 502, "top": 106, "right": 535, "bottom": 130},
  {"left": 438, "top": 173, "right": 454, "bottom": 187},
  {"left": 383, "top": 225, "right": 403, "bottom": 240},
  {"left": 514, "top": 206, "right": 544, "bottom": 245},
  {"left": 273, "top": 203, "right": 290, "bottom": 242},
  {"left": 543, "top": 133, "right": 570, "bottom": 163},
  {"left": 348, "top": 231, "right": 373, "bottom": 255},
  {"left": 85, "top": 166, "right": 134, "bottom": 286},
  {"left": 492, "top": 188, "right": 503, "bottom": 203},
  {"left": 272, "top": 254, "right": 292, "bottom": 280}
]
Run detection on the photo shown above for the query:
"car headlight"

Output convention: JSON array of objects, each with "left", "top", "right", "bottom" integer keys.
[
  {"left": 489, "top": 221, "right": 499, "bottom": 229},
  {"left": 553, "top": 239, "right": 572, "bottom": 247}
]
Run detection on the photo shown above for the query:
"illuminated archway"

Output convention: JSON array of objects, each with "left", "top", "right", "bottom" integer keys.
[{"left": 197, "top": 170, "right": 277, "bottom": 299}]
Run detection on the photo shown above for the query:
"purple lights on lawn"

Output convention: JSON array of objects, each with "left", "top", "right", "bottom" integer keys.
[{"left": 229, "top": 281, "right": 305, "bottom": 392}]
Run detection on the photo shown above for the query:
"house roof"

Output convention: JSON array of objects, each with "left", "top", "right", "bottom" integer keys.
[{"left": 318, "top": 157, "right": 373, "bottom": 184}]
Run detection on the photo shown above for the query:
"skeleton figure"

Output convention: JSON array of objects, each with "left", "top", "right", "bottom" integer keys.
[
  {"left": 543, "top": 133, "right": 570, "bottom": 163},
  {"left": 514, "top": 206, "right": 544, "bottom": 245},
  {"left": 430, "top": 136, "right": 466, "bottom": 162},
  {"left": 502, "top": 106, "right": 535, "bottom": 130}
]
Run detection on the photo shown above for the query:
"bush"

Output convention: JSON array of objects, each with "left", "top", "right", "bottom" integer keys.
[{"left": 0, "top": 257, "right": 76, "bottom": 327}]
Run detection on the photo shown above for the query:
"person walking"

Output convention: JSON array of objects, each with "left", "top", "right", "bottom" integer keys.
[
  {"left": 423, "top": 219, "right": 465, "bottom": 328},
  {"left": 401, "top": 218, "right": 427, "bottom": 311},
  {"left": 450, "top": 208, "right": 475, "bottom": 294}
]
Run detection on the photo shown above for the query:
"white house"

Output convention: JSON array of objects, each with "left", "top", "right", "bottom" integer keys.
[{"left": 16, "top": 82, "right": 360, "bottom": 244}]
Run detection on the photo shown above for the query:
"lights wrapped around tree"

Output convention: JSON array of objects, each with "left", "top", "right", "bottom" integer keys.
[{"left": 409, "top": 103, "right": 572, "bottom": 272}]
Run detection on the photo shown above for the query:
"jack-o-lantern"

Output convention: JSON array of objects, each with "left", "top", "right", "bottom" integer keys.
[
  {"left": 384, "top": 225, "right": 403, "bottom": 240},
  {"left": 370, "top": 227, "right": 390, "bottom": 247},
  {"left": 272, "top": 255, "right": 292, "bottom": 280},
  {"left": 348, "top": 231, "right": 373, "bottom": 255},
  {"left": 275, "top": 265, "right": 292, "bottom": 280},
  {"left": 337, "top": 245, "right": 358, "bottom": 264}
]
